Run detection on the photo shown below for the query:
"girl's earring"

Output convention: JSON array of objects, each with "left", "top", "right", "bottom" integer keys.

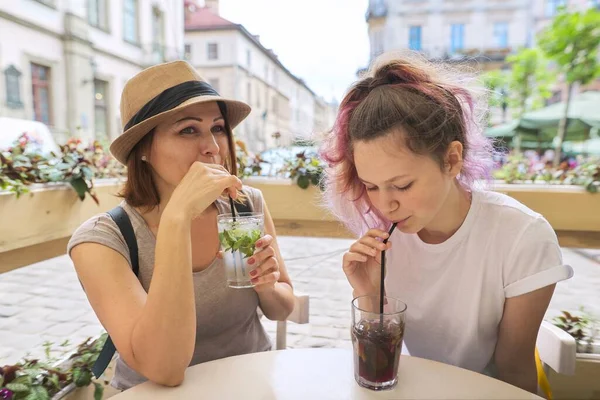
[{"left": 141, "top": 155, "right": 147, "bottom": 162}]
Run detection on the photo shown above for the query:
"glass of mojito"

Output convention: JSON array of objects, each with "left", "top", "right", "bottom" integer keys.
[{"left": 217, "top": 212, "right": 264, "bottom": 288}]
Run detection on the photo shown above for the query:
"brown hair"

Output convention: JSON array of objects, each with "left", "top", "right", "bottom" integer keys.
[
  {"left": 118, "top": 101, "right": 239, "bottom": 210},
  {"left": 320, "top": 52, "right": 495, "bottom": 236},
  {"left": 349, "top": 60, "right": 470, "bottom": 169}
]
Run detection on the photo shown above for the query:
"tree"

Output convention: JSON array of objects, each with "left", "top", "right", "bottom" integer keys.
[
  {"left": 537, "top": 8, "right": 600, "bottom": 166},
  {"left": 506, "top": 47, "right": 555, "bottom": 119},
  {"left": 481, "top": 70, "right": 509, "bottom": 127}
]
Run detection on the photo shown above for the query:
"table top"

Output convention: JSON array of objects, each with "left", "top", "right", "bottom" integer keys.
[{"left": 112, "top": 348, "right": 542, "bottom": 400}]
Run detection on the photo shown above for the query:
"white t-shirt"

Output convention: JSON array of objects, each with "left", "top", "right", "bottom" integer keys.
[{"left": 385, "top": 189, "right": 573, "bottom": 374}]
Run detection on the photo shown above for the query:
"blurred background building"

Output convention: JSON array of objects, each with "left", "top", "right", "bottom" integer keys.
[{"left": 0, "top": 0, "right": 337, "bottom": 153}]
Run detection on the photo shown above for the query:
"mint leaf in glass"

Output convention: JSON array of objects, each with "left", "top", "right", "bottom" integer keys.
[{"left": 219, "top": 228, "right": 262, "bottom": 258}]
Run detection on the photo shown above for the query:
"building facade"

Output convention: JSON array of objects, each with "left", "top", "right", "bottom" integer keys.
[
  {"left": 366, "top": 0, "right": 533, "bottom": 71},
  {"left": 364, "top": 0, "right": 600, "bottom": 110},
  {"left": 184, "top": 0, "right": 336, "bottom": 153},
  {"left": 0, "top": 0, "right": 185, "bottom": 144}
]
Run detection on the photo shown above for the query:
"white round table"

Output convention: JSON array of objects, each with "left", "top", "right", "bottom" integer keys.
[{"left": 112, "top": 348, "right": 542, "bottom": 399}]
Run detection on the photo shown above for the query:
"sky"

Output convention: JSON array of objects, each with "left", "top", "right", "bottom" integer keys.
[{"left": 218, "top": 0, "right": 370, "bottom": 103}]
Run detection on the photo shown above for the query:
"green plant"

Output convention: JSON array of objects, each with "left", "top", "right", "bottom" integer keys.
[
  {"left": 0, "top": 134, "right": 126, "bottom": 202},
  {"left": 0, "top": 334, "right": 108, "bottom": 400},
  {"left": 537, "top": 8, "right": 600, "bottom": 166},
  {"left": 278, "top": 150, "right": 325, "bottom": 189},
  {"left": 552, "top": 307, "right": 598, "bottom": 352},
  {"left": 235, "top": 140, "right": 264, "bottom": 179},
  {"left": 481, "top": 70, "right": 509, "bottom": 126},
  {"left": 219, "top": 228, "right": 262, "bottom": 258},
  {"left": 493, "top": 154, "right": 600, "bottom": 193},
  {"left": 506, "top": 48, "right": 555, "bottom": 119}
]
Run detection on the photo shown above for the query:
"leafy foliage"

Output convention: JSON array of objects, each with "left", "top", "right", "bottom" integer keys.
[
  {"left": 278, "top": 150, "right": 325, "bottom": 189},
  {"left": 537, "top": 8, "right": 600, "bottom": 87},
  {"left": 235, "top": 140, "right": 264, "bottom": 179},
  {"left": 537, "top": 8, "right": 600, "bottom": 165},
  {"left": 0, "top": 334, "right": 108, "bottom": 400},
  {"left": 505, "top": 47, "right": 555, "bottom": 118},
  {"left": 553, "top": 307, "right": 598, "bottom": 353},
  {"left": 219, "top": 228, "right": 262, "bottom": 258},
  {"left": 0, "top": 134, "right": 126, "bottom": 202},
  {"left": 493, "top": 154, "right": 600, "bottom": 193},
  {"left": 481, "top": 70, "right": 509, "bottom": 127}
]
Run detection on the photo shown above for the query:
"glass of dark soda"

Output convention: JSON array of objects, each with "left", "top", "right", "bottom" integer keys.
[{"left": 351, "top": 295, "right": 406, "bottom": 391}]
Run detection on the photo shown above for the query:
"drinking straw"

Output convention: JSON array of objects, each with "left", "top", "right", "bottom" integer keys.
[
  {"left": 228, "top": 195, "right": 239, "bottom": 278},
  {"left": 229, "top": 195, "right": 237, "bottom": 222},
  {"left": 380, "top": 222, "right": 397, "bottom": 316}
]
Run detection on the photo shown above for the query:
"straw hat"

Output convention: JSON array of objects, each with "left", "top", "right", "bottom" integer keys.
[{"left": 110, "top": 60, "right": 251, "bottom": 165}]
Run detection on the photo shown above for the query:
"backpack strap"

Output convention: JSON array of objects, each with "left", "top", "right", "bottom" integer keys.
[{"left": 92, "top": 205, "right": 139, "bottom": 378}]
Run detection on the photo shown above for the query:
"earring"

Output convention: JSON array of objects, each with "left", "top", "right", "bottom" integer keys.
[{"left": 141, "top": 155, "right": 147, "bottom": 161}]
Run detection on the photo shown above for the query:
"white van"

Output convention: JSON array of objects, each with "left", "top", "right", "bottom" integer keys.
[{"left": 0, "top": 117, "right": 60, "bottom": 155}]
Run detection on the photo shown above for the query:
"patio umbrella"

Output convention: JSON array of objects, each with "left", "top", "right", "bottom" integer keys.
[{"left": 485, "top": 90, "right": 600, "bottom": 149}]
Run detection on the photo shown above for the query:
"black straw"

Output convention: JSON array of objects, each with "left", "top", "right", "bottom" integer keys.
[
  {"left": 379, "top": 222, "right": 397, "bottom": 315},
  {"left": 228, "top": 195, "right": 237, "bottom": 222}
]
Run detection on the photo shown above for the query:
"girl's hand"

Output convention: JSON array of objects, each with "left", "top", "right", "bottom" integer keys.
[{"left": 342, "top": 229, "right": 392, "bottom": 297}]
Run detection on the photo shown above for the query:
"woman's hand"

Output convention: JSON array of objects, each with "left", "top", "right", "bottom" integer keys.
[
  {"left": 342, "top": 229, "right": 392, "bottom": 297},
  {"left": 247, "top": 234, "right": 281, "bottom": 293},
  {"left": 168, "top": 162, "right": 242, "bottom": 219}
]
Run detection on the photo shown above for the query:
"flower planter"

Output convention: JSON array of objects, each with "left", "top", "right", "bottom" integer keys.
[
  {"left": 243, "top": 177, "right": 352, "bottom": 239},
  {"left": 0, "top": 179, "right": 124, "bottom": 273},
  {"left": 1, "top": 178, "right": 599, "bottom": 274},
  {"left": 548, "top": 352, "right": 600, "bottom": 400},
  {"left": 491, "top": 181, "right": 600, "bottom": 248}
]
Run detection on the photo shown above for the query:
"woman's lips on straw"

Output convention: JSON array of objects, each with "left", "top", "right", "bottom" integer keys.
[{"left": 393, "top": 216, "right": 410, "bottom": 227}]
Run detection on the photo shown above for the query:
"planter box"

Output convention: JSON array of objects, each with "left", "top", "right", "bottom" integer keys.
[
  {"left": 491, "top": 182, "right": 600, "bottom": 248},
  {"left": 1, "top": 178, "right": 599, "bottom": 273},
  {"left": 0, "top": 180, "right": 124, "bottom": 273},
  {"left": 244, "top": 177, "right": 352, "bottom": 239},
  {"left": 248, "top": 178, "right": 600, "bottom": 248},
  {"left": 549, "top": 355, "right": 600, "bottom": 400}
]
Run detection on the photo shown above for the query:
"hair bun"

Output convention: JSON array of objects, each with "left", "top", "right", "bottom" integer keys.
[{"left": 372, "top": 61, "right": 431, "bottom": 88}]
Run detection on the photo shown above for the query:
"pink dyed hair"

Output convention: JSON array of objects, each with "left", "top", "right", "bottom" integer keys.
[{"left": 319, "top": 53, "right": 496, "bottom": 236}]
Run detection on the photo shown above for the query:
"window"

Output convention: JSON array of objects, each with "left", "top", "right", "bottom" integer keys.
[
  {"left": 247, "top": 50, "right": 252, "bottom": 67},
  {"left": 247, "top": 82, "right": 252, "bottom": 104},
  {"left": 493, "top": 22, "right": 509, "bottom": 48},
  {"left": 208, "top": 78, "right": 220, "bottom": 93},
  {"left": 450, "top": 24, "right": 465, "bottom": 53},
  {"left": 208, "top": 43, "right": 219, "bottom": 60},
  {"left": 123, "top": 0, "right": 138, "bottom": 44},
  {"left": 546, "top": 0, "right": 566, "bottom": 17},
  {"left": 272, "top": 96, "right": 278, "bottom": 113},
  {"left": 88, "top": 0, "right": 108, "bottom": 30},
  {"left": 4, "top": 65, "right": 23, "bottom": 109},
  {"left": 94, "top": 79, "right": 109, "bottom": 142},
  {"left": 31, "top": 63, "right": 52, "bottom": 125},
  {"left": 151, "top": 7, "right": 165, "bottom": 63},
  {"left": 408, "top": 26, "right": 422, "bottom": 51},
  {"left": 184, "top": 44, "right": 192, "bottom": 61}
]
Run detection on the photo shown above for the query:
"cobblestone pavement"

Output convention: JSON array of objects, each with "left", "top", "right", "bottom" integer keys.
[{"left": 1, "top": 237, "right": 599, "bottom": 365}]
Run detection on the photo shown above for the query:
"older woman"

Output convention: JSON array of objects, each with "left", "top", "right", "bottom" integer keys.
[{"left": 68, "top": 60, "right": 295, "bottom": 391}]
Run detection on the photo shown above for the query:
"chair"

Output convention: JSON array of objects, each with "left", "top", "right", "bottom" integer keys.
[
  {"left": 257, "top": 291, "right": 310, "bottom": 350},
  {"left": 535, "top": 320, "right": 577, "bottom": 399}
]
